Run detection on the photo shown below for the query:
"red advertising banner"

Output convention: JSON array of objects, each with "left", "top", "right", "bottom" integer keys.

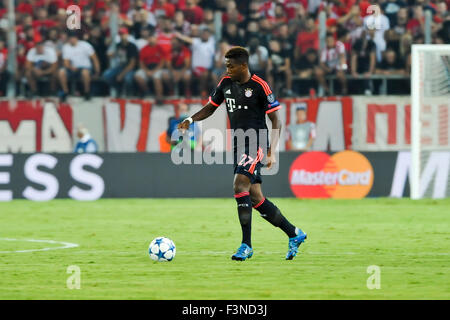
[{"left": 0, "top": 100, "right": 72, "bottom": 152}]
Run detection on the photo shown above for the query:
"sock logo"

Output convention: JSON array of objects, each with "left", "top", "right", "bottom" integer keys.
[
  {"left": 289, "top": 151, "right": 374, "bottom": 199},
  {"left": 238, "top": 203, "right": 250, "bottom": 207}
]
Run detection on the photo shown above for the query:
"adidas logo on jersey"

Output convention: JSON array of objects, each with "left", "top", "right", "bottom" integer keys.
[{"left": 225, "top": 89, "right": 231, "bottom": 94}]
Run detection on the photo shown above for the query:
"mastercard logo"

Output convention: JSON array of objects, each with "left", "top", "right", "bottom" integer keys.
[{"left": 289, "top": 151, "right": 374, "bottom": 199}]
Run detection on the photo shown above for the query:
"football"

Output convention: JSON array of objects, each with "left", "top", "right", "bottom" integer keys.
[{"left": 148, "top": 237, "right": 176, "bottom": 262}]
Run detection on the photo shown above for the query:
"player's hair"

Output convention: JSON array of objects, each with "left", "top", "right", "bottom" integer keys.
[{"left": 225, "top": 46, "right": 249, "bottom": 65}]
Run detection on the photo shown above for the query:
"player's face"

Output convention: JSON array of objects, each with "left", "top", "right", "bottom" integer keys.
[{"left": 225, "top": 58, "right": 246, "bottom": 81}]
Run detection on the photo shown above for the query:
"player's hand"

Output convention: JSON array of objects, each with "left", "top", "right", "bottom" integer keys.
[
  {"left": 177, "top": 119, "right": 191, "bottom": 132},
  {"left": 266, "top": 150, "right": 277, "bottom": 169}
]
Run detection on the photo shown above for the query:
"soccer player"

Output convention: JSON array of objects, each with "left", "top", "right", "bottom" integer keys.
[{"left": 177, "top": 47, "right": 307, "bottom": 261}]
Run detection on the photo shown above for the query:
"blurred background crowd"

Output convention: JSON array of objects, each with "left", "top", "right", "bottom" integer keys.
[{"left": 0, "top": 0, "right": 449, "bottom": 101}]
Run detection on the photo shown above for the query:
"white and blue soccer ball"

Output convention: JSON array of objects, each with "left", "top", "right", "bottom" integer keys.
[{"left": 148, "top": 237, "right": 176, "bottom": 262}]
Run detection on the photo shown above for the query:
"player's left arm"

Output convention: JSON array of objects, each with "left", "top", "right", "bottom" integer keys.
[{"left": 267, "top": 110, "right": 282, "bottom": 169}]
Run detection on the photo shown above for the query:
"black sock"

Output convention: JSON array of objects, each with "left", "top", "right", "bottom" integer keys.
[
  {"left": 235, "top": 192, "right": 252, "bottom": 247},
  {"left": 254, "top": 198, "right": 297, "bottom": 238}
]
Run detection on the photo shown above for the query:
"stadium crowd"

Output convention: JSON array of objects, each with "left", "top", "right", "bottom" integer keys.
[{"left": 0, "top": 0, "right": 449, "bottom": 100}]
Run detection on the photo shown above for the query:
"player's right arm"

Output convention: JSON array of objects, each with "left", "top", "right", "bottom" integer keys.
[
  {"left": 177, "top": 102, "right": 217, "bottom": 130},
  {"left": 177, "top": 77, "right": 227, "bottom": 130}
]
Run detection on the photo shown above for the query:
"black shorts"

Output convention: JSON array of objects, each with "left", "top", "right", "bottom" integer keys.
[{"left": 233, "top": 145, "right": 265, "bottom": 184}]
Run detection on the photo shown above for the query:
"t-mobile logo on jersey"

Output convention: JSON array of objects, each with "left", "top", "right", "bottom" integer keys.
[{"left": 226, "top": 98, "right": 248, "bottom": 113}]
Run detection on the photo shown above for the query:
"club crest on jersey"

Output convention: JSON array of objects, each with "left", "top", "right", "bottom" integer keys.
[{"left": 245, "top": 88, "right": 253, "bottom": 98}]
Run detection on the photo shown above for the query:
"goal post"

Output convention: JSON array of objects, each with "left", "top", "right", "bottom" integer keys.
[{"left": 411, "top": 44, "right": 450, "bottom": 199}]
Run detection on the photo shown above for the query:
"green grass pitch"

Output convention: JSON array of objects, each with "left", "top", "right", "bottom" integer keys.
[{"left": 0, "top": 198, "right": 449, "bottom": 300}]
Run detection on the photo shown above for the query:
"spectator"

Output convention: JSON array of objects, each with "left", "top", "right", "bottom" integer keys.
[
  {"left": 222, "top": 0, "right": 245, "bottom": 25},
  {"left": 44, "top": 28, "right": 60, "bottom": 53},
  {"left": 74, "top": 125, "right": 98, "bottom": 154},
  {"left": 267, "top": 39, "right": 294, "bottom": 97},
  {"left": 183, "top": 0, "right": 204, "bottom": 25},
  {"left": 151, "top": 0, "right": 175, "bottom": 19},
  {"left": 247, "top": 37, "right": 269, "bottom": 79},
  {"left": 51, "top": 29, "right": 67, "bottom": 65},
  {"left": 315, "top": 31, "right": 348, "bottom": 96},
  {"left": 248, "top": 1, "right": 263, "bottom": 21},
  {"left": 175, "top": 25, "right": 215, "bottom": 98},
  {"left": 375, "top": 48, "right": 406, "bottom": 94},
  {"left": 134, "top": 28, "right": 167, "bottom": 103},
  {"left": 381, "top": 0, "right": 407, "bottom": 27},
  {"left": 337, "top": 3, "right": 362, "bottom": 30},
  {"left": 167, "top": 102, "right": 202, "bottom": 151},
  {"left": 385, "top": 28, "right": 401, "bottom": 53},
  {"left": 434, "top": 1, "right": 450, "bottom": 38},
  {"left": 32, "top": 7, "right": 57, "bottom": 32},
  {"left": 288, "top": 1, "right": 308, "bottom": 34},
  {"left": 406, "top": 5, "right": 426, "bottom": 37},
  {"left": 276, "top": 24, "right": 295, "bottom": 63},
  {"left": 348, "top": 12, "right": 366, "bottom": 44},
  {"left": 103, "top": 28, "right": 138, "bottom": 97},
  {"left": 294, "top": 15, "right": 319, "bottom": 59},
  {"left": 437, "top": 18, "right": 450, "bottom": 44},
  {"left": 364, "top": 6, "right": 390, "bottom": 62},
  {"left": 156, "top": 16, "right": 175, "bottom": 58},
  {"left": 222, "top": 23, "right": 245, "bottom": 47},
  {"left": 173, "top": 10, "right": 191, "bottom": 36},
  {"left": 212, "top": 40, "right": 231, "bottom": 88},
  {"left": 395, "top": 7, "right": 409, "bottom": 33},
  {"left": 270, "top": 3, "right": 289, "bottom": 28},
  {"left": 293, "top": 48, "right": 318, "bottom": 79},
  {"left": 400, "top": 33, "right": 413, "bottom": 75},
  {"left": 203, "top": 8, "right": 216, "bottom": 32},
  {"left": 287, "top": 104, "right": 316, "bottom": 151},
  {"left": 128, "top": 0, "right": 157, "bottom": 35},
  {"left": 58, "top": 31, "right": 101, "bottom": 102},
  {"left": 351, "top": 29, "right": 377, "bottom": 95},
  {"left": 245, "top": 20, "right": 260, "bottom": 41},
  {"left": 87, "top": 25, "right": 109, "bottom": 75},
  {"left": 25, "top": 40, "right": 58, "bottom": 97},
  {"left": 258, "top": 17, "right": 273, "bottom": 48},
  {"left": 0, "top": 39, "right": 8, "bottom": 96},
  {"left": 375, "top": 48, "right": 405, "bottom": 76},
  {"left": 135, "top": 26, "right": 151, "bottom": 51},
  {"left": 338, "top": 4, "right": 364, "bottom": 43},
  {"left": 18, "top": 25, "right": 38, "bottom": 54},
  {"left": 168, "top": 36, "right": 192, "bottom": 97}
]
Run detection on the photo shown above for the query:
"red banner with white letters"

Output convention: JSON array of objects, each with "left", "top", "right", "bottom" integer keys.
[
  {"left": 0, "top": 100, "right": 72, "bottom": 153},
  {"left": 4, "top": 96, "right": 445, "bottom": 153}
]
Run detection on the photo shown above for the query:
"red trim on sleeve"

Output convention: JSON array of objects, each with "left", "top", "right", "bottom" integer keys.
[
  {"left": 217, "top": 76, "right": 230, "bottom": 87},
  {"left": 251, "top": 75, "right": 272, "bottom": 96},
  {"left": 266, "top": 106, "right": 282, "bottom": 114},
  {"left": 208, "top": 96, "right": 220, "bottom": 107}
]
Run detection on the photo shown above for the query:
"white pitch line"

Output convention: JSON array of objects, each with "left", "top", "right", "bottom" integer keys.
[
  {"left": 176, "top": 251, "right": 450, "bottom": 256},
  {"left": 0, "top": 238, "right": 79, "bottom": 253}
]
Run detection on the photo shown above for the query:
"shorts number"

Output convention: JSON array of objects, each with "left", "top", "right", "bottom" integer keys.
[{"left": 238, "top": 154, "right": 254, "bottom": 166}]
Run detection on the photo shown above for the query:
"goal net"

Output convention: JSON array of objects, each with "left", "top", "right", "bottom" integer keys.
[{"left": 411, "top": 45, "right": 450, "bottom": 199}]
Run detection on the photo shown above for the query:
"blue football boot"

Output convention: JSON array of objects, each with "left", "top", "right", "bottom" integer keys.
[
  {"left": 231, "top": 243, "right": 253, "bottom": 261},
  {"left": 286, "top": 229, "right": 307, "bottom": 260}
]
